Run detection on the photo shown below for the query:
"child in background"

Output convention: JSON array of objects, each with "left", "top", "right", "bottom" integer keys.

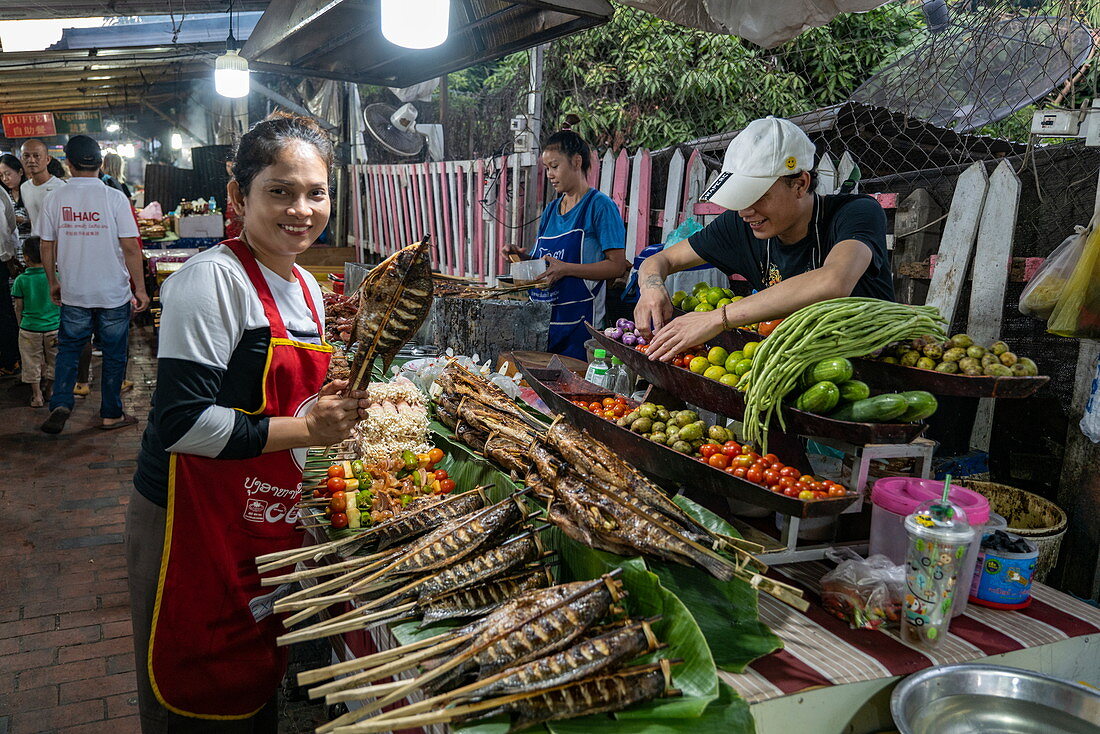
[{"left": 12, "top": 237, "right": 60, "bottom": 407}]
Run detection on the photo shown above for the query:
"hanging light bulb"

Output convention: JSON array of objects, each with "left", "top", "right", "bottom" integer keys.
[
  {"left": 171, "top": 132, "right": 184, "bottom": 150},
  {"left": 105, "top": 121, "right": 121, "bottom": 133},
  {"left": 117, "top": 143, "right": 136, "bottom": 159},
  {"left": 381, "top": 0, "right": 449, "bottom": 49},
  {"left": 215, "top": 48, "right": 250, "bottom": 98}
]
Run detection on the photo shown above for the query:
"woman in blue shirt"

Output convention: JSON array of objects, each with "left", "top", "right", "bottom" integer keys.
[{"left": 505, "top": 131, "right": 628, "bottom": 360}]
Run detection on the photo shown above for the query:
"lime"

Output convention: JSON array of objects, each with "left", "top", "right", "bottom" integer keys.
[
  {"left": 721, "top": 287, "right": 735, "bottom": 298},
  {"left": 743, "top": 341, "right": 759, "bottom": 359},
  {"left": 733, "top": 359, "right": 754, "bottom": 376},
  {"left": 703, "top": 365, "right": 727, "bottom": 381},
  {"left": 692, "top": 281, "right": 710, "bottom": 294},
  {"left": 719, "top": 373, "right": 740, "bottom": 387},
  {"left": 681, "top": 296, "right": 698, "bottom": 311},
  {"left": 694, "top": 303, "right": 715, "bottom": 312},
  {"left": 707, "top": 346, "right": 729, "bottom": 366},
  {"left": 731, "top": 295, "right": 744, "bottom": 303},
  {"left": 689, "top": 356, "right": 710, "bottom": 374},
  {"left": 724, "top": 352, "right": 744, "bottom": 372},
  {"left": 716, "top": 297, "right": 732, "bottom": 307},
  {"left": 671, "top": 290, "right": 688, "bottom": 308},
  {"left": 704, "top": 288, "right": 725, "bottom": 306}
]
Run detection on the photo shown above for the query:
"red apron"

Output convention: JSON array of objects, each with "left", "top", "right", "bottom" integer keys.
[{"left": 148, "top": 238, "right": 332, "bottom": 718}]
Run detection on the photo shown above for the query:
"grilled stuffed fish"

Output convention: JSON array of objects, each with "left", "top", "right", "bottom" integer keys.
[{"left": 347, "top": 237, "right": 433, "bottom": 391}]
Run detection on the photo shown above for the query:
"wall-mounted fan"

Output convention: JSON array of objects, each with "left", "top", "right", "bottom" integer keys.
[{"left": 363, "top": 102, "right": 426, "bottom": 157}]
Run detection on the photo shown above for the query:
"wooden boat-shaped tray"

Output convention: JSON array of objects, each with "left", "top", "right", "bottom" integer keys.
[
  {"left": 587, "top": 324, "right": 926, "bottom": 446},
  {"left": 697, "top": 320, "right": 1050, "bottom": 399},
  {"left": 513, "top": 353, "right": 859, "bottom": 519}
]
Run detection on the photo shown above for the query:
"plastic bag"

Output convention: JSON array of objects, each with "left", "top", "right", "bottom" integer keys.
[
  {"left": 820, "top": 548, "right": 905, "bottom": 630},
  {"left": 1047, "top": 221, "right": 1100, "bottom": 338},
  {"left": 1019, "top": 230, "right": 1086, "bottom": 318},
  {"left": 1081, "top": 350, "right": 1100, "bottom": 443}
]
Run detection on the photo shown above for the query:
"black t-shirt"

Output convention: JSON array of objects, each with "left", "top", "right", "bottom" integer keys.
[{"left": 687, "top": 194, "right": 894, "bottom": 301}]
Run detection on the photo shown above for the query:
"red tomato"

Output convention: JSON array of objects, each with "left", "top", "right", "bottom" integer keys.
[
  {"left": 763, "top": 454, "right": 779, "bottom": 466},
  {"left": 327, "top": 465, "right": 345, "bottom": 479},
  {"left": 814, "top": 491, "right": 828, "bottom": 499},
  {"left": 733, "top": 455, "right": 754, "bottom": 469},
  {"left": 793, "top": 481, "right": 811, "bottom": 494},
  {"left": 330, "top": 512, "right": 349, "bottom": 529},
  {"left": 615, "top": 396, "right": 628, "bottom": 405},
  {"left": 428, "top": 448, "right": 445, "bottom": 465},
  {"left": 329, "top": 491, "right": 347, "bottom": 513},
  {"left": 758, "top": 319, "right": 783, "bottom": 337},
  {"left": 783, "top": 486, "right": 800, "bottom": 497},
  {"left": 602, "top": 397, "right": 617, "bottom": 408},
  {"left": 768, "top": 483, "right": 784, "bottom": 493},
  {"left": 434, "top": 469, "right": 449, "bottom": 481},
  {"left": 699, "top": 443, "right": 721, "bottom": 458},
  {"left": 778, "top": 477, "right": 796, "bottom": 490},
  {"left": 589, "top": 402, "right": 603, "bottom": 412},
  {"left": 723, "top": 466, "right": 738, "bottom": 476},
  {"left": 439, "top": 478, "right": 457, "bottom": 494},
  {"left": 733, "top": 467, "right": 748, "bottom": 479},
  {"left": 798, "top": 475, "right": 815, "bottom": 486},
  {"left": 798, "top": 489, "right": 815, "bottom": 501},
  {"left": 763, "top": 468, "right": 780, "bottom": 485},
  {"left": 810, "top": 481, "right": 825, "bottom": 493},
  {"left": 743, "top": 452, "right": 761, "bottom": 464},
  {"left": 827, "top": 483, "right": 847, "bottom": 498},
  {"left": 722, "top": 441, "right": 741, "bottom": 457},
  {"left": 779, "top": 466, "right": 801, "bottom": 479},
  {"left": 746, "top": 467, "right": 764, "bottom": 484},
  {"left": 327, "top": 476, "right": 346, "bottom": 492},
  {"left": 636, "top": 344, "right": 650, "bottom": 353},
  {"left": 707, "top": 453, "right": 730, "bottom": 470}
]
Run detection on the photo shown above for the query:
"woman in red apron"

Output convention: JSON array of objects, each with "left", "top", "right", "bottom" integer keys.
[{"left": 127, "top": 113, "right": 369, "bottom": 732}]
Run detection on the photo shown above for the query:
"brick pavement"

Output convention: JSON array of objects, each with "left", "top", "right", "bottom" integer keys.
[{"left": 0, "top": 327, "right": 326, "bottom": 734}]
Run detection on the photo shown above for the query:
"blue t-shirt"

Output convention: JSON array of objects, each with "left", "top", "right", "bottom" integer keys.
[{"left": 536, "top": 188, "right": 626, "bottom": 264}]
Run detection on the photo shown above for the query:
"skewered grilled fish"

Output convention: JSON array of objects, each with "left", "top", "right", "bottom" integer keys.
[
  {"left": 416, "top": 529, "right": 546, "bottom": 599},
  {"left": 420, "top": 567, "right": 555, "bottom": 624},
  {"left": 347, "top": 237, "right": 433, "bottom": 391},
  {"left": 373, "top": 486, "right": 488, "bottom": 550}
]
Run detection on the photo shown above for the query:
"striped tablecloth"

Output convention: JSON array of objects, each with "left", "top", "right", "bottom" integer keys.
[{"left": 722, "top": 561, "right": 1100, "bottom": 703}]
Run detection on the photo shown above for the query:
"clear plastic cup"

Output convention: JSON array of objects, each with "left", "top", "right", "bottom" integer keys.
[{"left": 901, "top": 499, "right": 975, "bottom": 647}]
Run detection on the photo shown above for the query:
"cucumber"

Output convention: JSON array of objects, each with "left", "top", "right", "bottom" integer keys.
[
  {"left": 839, "top": 379, "right": 871, "bottom": 403},
  {"left": 795, "top": 381, "right": 840, "bottom": 414},
  {"left": 830, "top": 404, "right": 856, "bottom": 421},
  {"left": 898, "top": 390, "right": 938, "bottom": 422},
  {"left": 848, "top": 393, "right": 909, "bottom": 422},
  {"left": 804, "top": 357, "right": 854, "bottom": 386}
]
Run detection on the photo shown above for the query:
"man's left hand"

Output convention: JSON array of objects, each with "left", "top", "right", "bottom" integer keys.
[
  {"left": 132, "top": 290, "right": 151, "bottom": 313},
  {"left": 534, "top": 256, "right": 573, "bottom": 287},
  {"left": 647, "top": 309, "right": 725, "bottom": 362},
  {"left": 49, "top": 282, "right": 61, "bottom": 306},
  {"left": 5, "top": 259, "right": 23, "bottom": 278}
]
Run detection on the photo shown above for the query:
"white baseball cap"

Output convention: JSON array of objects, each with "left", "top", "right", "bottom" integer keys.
[{"left": 699, "top": 116, "right": 816, "bottom": 211}]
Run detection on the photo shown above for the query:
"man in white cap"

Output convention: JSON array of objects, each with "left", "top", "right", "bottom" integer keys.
[{"left": 636, "top": 116, "right": 892, "bottom": 362}]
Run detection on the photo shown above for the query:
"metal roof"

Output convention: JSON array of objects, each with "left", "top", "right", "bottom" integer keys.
[{"left": 0, "top": 2, "right": 269, "bottom": 20}]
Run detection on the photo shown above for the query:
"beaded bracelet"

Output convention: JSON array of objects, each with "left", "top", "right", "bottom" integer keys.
[{"left": 721, "top": 304, "right": 731, "bottom": 332}]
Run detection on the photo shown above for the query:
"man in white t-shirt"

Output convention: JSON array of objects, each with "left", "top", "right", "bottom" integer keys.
[
  {"left": 19, "top": 139, "right": 66, "bottom": 236},
  {"left": 39, "top": 135, "right": 149, "bottom": 434}
]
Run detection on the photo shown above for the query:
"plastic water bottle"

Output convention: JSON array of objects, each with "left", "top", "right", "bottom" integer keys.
[
  {"left": 609, "top": 357, "right": 633, "bottom": 395},
  {"left": 585, "top": 349, "right": 611, "bottom": 388}
]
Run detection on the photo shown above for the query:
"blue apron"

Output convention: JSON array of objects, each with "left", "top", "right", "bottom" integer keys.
[{"left": 529, "top": 228, "right": 603, "bottom": 361}]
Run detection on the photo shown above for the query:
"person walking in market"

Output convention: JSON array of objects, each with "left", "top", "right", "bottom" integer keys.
[
  {"left": 128, "top": 112, "right": 370, "bottom": 733},
  {"left": 12, "top": 237, "right": 59, "bottom": 407},
  {"left": 19, "top": 139, "right": 65, "bottom": 235},
  {"left": 38, "top": 135, "right": 148, "bottom": 434},
  {"left": 503, "top": 130, "right": 629, "bottom": 360},
  {"left": 0, "top": 185, "right": 21, "bottom": 376},
  {"left": 635, "top": 116, "right": 893, "bottom": 362},
  {"left": 0, "top": 153, "right": 32, "bottom": 242}
]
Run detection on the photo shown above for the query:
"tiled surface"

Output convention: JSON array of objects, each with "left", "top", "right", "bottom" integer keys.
[{"left": 0, "top": 326, "right": 326, "bottom": 733}]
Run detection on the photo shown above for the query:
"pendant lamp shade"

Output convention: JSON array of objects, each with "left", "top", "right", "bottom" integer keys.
[
  {"left": 381, "top": 0, "right": 449, "bottom": 49},
  {"left": 215, "top": 49, "right": 251, "bottom": 98}
]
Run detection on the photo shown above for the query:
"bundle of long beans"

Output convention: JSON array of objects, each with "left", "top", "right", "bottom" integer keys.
[{"left": 737, "top": 298, "right": 947, "bottom": 451}]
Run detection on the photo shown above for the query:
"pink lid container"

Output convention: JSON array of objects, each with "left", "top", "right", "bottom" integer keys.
[{"left": 870, "top": 477, "right": 990, "bottom": 526}]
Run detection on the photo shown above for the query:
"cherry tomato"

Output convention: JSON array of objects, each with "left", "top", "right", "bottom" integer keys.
[
  {"left": 799, "top": 475, "right": 815, "bottom": 486},
  {"left": 330, "top": 512, "right": 349, "bottom": 530},
  {"left": 763, "top": 454, "right": 780, "bottom": 466},
  {"left": 798, "top": 489, "right": 815, "bottom": 501},
  {"left": 699, "top": 443, "right": 721, "bottom": 458},
  {"left": 746, "top": 467, "right": 764, "bottom": 484},
  {"left": 733, "top": 467, "right": 748, "bottom": 479},
  {"left": 722, "top": 441, "right": 741, "bottom": 457},
  {"left": 615, "top": 396, "right": 628, "bottom": 405},
  {"left": 434, "top": 469, "right": 449, "bottom": 481},
  {"left": 614, "top": 405, "right": 628, "bottom": 417},
  {"left": 707, "top": 453, "right": 730, "bottom": 470},
  {"left": 768, "top": 483, "right": 785, "bottom": 494},
  {"left": 793, "top": 481, "right": 811, "bottom": 495},
  {"left": 810, "top": 481, "right": 825, "bottom": 493},
  {"left": 783, "top": 486, "right": 800, "bottom": 497},
  {"left": 778, "top": 477, "right": 796, "bottom": 490},
  {"left": 733, "top": 455, "right": 754, "bottom": 469},
  {"left": 758, "top": 319, "right": 783, "bottom": 337},
  {"left": 779, "top": 466, "right": 801, "bottom": 479},
  {"left": 589, "top": 403, "right": 603, "bottom": 413},
  {"left": 636, "top": 344, "right": 650, "bottom": 353},
  {"left": 724, "top": 466, "right": 738, "bottom": 476},
  {"left": 329, "top": 491, "right": 347, "bottom": 513},
  {"left": 439, "top": 478, "right": 456, "bottom": 494},
  {"left": 327, "top": 465, "right": 345, "bottom": 479},
  {"left": 763, "top": 468, "right": 780, "bottom": 485},
  {"left": 742, "top": 452, "right": 761, "bottom": 464},
  {"left": 603, "top": 410, "right": 617, "bottom": 419},
  {"left": 327, "top": 476, "right": 346, "bottom": 492},
  {"left": 602, "top": 397, "right": 617, "bottom": 408},
  {"left": 828, "top": 485, "right": 847, "bottom": 498},
  {"left": 814, "top": 491, "right": 828, "bottom": 499},
  {"left": 757, "top": 456, "right": 772, "bottom": 468},
  {"left": 428, "top": 448, "right": 445, "bottom": 465}
]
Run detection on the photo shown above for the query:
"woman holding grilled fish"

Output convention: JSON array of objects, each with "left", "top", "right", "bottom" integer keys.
[
  {"left": 504, "top": 130, "right": 629, "bottom": 360},
  {"left": 127, "top": 112, "right": 371, "bottom": 732}
]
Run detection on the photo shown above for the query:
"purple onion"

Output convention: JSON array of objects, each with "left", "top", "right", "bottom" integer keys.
[
  {"left": 606, "top": 327, "right": 623, "bottom": 340},
  {"left": 620, "top": 320, "right": 635, "bottom": 333},
  {"left": 616, "top": 318, "right": 630, "bottom": 330},
  {"left": 635, "top": 336, "right": 648, "bottom": 346},
  {"left": 622, "top": 333, "right": 638, "bottom": 346}
]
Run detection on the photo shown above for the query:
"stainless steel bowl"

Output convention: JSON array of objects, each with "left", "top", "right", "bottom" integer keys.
[{"left": 891, "top": 664, "right": 1100, "bottom": 734}]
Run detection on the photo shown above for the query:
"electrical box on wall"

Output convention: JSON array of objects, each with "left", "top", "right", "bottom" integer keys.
[{"left": 1031, "top": 109, "right": 1080, "bottom": 136}]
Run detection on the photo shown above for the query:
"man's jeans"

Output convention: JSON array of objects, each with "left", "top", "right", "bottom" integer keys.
[{"left": 51, "top": 303, "right": 131, "bottom": 419}]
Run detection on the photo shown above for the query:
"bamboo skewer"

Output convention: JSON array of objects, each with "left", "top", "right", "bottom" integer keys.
[
  {"left": 309, "top": 634, "right": 470, "bottom": 703},
  {"left": 278, "top": 603, "right": 417, "bottom": 646},
  {"left": 297, "top": 633, "right": 452, "bottom": 686},
  {"left": 255, "top": 532, "right": 368, "bottom": 570},
  {"left": 260, "top": 551, "right": 393, "bottom": 587}
]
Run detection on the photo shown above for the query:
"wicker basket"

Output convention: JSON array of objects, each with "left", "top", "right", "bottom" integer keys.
[{"left": 960, "top": 480, "right": 1067, "bottom": 583}]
